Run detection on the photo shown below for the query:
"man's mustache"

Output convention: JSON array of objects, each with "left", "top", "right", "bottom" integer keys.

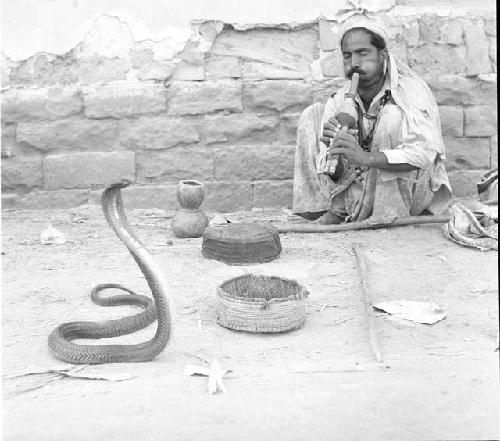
[{"left": 347, "top": 69, "right": 364, "bottom": 78}]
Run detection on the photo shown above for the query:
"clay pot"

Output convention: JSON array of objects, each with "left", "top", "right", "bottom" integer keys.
[{"left": 171, "top": 180, "right": 209, "bottom": 238}]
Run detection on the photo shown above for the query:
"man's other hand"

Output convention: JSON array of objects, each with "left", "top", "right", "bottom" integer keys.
[
  {"left": 328, "top": 130, "right": 368, "bottom": 166},
  {"left": 321, "top": 117, "right": 358, "bottom": 145}
]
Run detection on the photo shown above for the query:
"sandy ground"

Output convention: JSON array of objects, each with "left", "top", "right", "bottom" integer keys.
[{"left": 1, "top": 202, "right": 499, "bottom": 441}]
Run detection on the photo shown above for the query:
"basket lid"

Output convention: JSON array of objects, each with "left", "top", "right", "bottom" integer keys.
[{"left": 202, "top": 222, "right": 281, "bottom": 264}]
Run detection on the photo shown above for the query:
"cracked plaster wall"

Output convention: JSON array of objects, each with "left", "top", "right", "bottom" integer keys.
[{"left": 0, "top": 0, "right": 497, "bottom": 210}]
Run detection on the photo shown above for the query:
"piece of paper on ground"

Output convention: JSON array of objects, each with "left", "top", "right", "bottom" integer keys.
[{"left": 373, "top": 300, "right": 447, "bottom": 324}]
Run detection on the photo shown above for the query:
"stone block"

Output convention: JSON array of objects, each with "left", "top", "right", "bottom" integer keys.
[
  {"left": 17, "top": 119, "right": 118, "bottom": 152},
  {"left": 491, "top": 135, "right": 497, "bottom": 169},
  {"left": 84, "top": 82, "right": 166, "bottom": 118},
  {"left": 199, "top": 113, "right": 280, "bottom": 145},
  {"left": 136, "top": 146, "right": 213, "bottom": 183},
  {"left": 440, "top": 19, "right": 464, "bottom": 46},
  {"left": 320, "top": 51, "right": 344, "bottom": 78},
  {"left": 319, "top": 19, "right": 339, "bottom": 51},
  {"left": 205, "top": 55, "right": 241, "bottom": 79},
  {"left": 401, "top": 20, "right": 419, "bottom": 47},
  {"left": 448, "top": 169, "right": 488, "bottom": 198},
  {"left": 425, "top": 74, "right": 497, "bottom": 106},
  {"left": 418, "top": 15, "right": 441, "bottom": 43},
  {"left": 18, "top": 189, "right": 90, "bottom": 209},
  {"left": 484, "top": 19, "right": 496, "bottom": 37},
  {"left": 166, "top": 80, "right": 242, "bottom": 115},
  {"left": 211, "top": 28, "right": 318, "bottom": 73},
  {"left": 172, "top": 62, "right": 205, "bottom": 81},
  {"left": 279, "top": 114, "right": 301, "bottom": 145},
  {"left": 204, "top": 181, "right": 253, "bottom": 212},
  {"left": 464, "top": 20, "right": 491, "bottom": 76},
  {"left": 242, "top": 81, "right": 313, "bottom": 113},
  {"left": 44, "top": 151, "right": 135, "bottom": 190},
  {"left": 408, "top": 45, "right": 466, "bottom": 77},
  {"left": 311, "top": 79, "right": 343, "bottom": 104},
  {"left": 489, "top": 37, "right": 496, "bottom": 66},
  {"left": 135, "top": 61, "right": 176, "bottom": 81},
  {"left": 252, "top": 180, "right": 293, "bottom": 208},
  {"left": 443, "top": 136, "right": 490, "bottom": 171},
  {"left": 120, "top": 184, "right": 179, "bottom": 210},
  {"left": 439, "top": 106, "right": 463, "bottom": 137},
  {"left": 388, "top": 39, "right": 408, "bottom": 65},
  {"left": 1, "top": 156, "right": 43, "bottom": 191},
  {"left": 214, "top": 145, "right": 295, "bottom": 181},
  {"left": 118, "top": 116, "right": 199, "bottom": 150},
  {"left": 1, "top": 193, "right": 19, "bottom": 209},
  {"left": 241, "top": 62, "right": 311, "bottom": 80},
  {"left": 1, "top": 124, "right": 17, "bottom": 158},
  {"left": 64, "top": 57, "right": 131, "bottom": 86},
  {"left": 1, "top": 87, "right": 82, "bottom": 123},
  {"left": 465, "top": 106, "right": 497, "bottom": 137}
]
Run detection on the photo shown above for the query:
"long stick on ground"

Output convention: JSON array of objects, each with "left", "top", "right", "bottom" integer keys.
[
  {"left": 352, "top": 245, "right": 383, "bottom": 363},
  {"left": 277, "top": 215, "right": 450, "bottom": 234}
]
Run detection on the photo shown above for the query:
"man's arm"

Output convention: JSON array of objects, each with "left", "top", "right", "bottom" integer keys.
[
  {"left": 328, "top": 131, "right": 424, "bottom": 172},
  {"left": 363, "top": 151, "right": 418, "bottom": 172}
]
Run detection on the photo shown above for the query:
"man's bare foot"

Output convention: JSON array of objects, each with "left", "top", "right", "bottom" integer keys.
[{"left": 314, "top": 210, "right": 344, "bottom": 225}]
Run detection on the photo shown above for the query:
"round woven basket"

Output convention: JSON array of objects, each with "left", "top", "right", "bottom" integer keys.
[
  {"left": 202, "top": 222, "right": 281, "bottom": 265},
  {"left": 216, "top": 274, "right": 308, "bottom": 333}
]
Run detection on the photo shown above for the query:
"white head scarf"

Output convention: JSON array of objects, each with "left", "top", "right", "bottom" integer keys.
[{"left": 338, "top": 15, "right": 389, "bottom": 49}]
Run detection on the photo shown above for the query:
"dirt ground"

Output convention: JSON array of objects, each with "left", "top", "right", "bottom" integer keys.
[{"left": 1, "top": 201, "right": 499, "bottom": 441}]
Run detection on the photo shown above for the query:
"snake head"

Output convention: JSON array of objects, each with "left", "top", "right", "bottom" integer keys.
[{"left": 106, "top": 179, "right": 133, "bottom": 190}]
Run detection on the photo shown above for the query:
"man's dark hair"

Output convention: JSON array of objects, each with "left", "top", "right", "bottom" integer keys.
[{"left": 341, "top": 27, "right": 387, "bottom": 51}]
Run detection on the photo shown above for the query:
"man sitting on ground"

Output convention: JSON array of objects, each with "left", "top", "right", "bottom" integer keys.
[{"left": 293, "top": 15, "right": 452, "bottom": 224}]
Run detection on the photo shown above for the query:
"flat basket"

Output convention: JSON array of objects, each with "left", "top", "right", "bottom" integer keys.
[
  {"left": 202, "top": 222, "right": 281, "bottom": 265},
  {"left": 216, "top": 274, "right": 308, "bottom": 333}
]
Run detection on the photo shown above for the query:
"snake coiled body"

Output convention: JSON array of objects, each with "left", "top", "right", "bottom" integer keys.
[{"left": 48, "top": 181, "right": 171, "bottom": 364}]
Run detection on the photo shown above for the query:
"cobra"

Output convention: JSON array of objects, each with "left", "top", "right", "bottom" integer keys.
[{"left": 48, "top": 180, "right": 171, "bottom": 364}]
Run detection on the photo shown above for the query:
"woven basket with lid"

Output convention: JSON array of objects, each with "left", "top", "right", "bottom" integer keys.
[
  {"left": 202, "top": 222, "right": 281, "bottom": 265},
  {"left": 216, "top": 274, "right": 308, "bottom": 333}
]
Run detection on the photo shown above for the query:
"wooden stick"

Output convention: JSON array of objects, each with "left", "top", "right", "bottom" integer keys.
[
  {"left": 352, "top": 245, "right": 383, "bottom": 363},
  {"left": 277, "top": 215, "right": 450, "bottom": 234}
]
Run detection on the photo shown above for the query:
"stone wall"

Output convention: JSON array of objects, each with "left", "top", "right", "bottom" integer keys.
[{"left": 1, "top": 7, "right": 497, "bottom": 211}]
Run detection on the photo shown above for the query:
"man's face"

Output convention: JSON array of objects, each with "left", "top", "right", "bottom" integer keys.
[{"left": 341, "top": 29, "right": 385, "bottom": 87}]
